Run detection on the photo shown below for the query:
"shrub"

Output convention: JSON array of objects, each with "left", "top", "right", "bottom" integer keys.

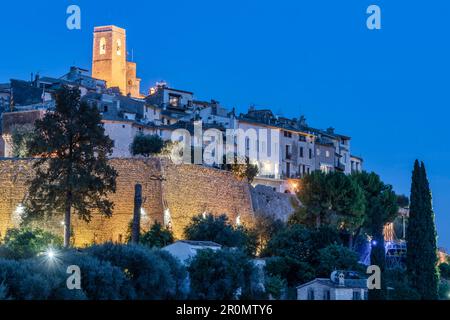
[
  {"left": 264, "top": 274, "right": 286, "bottom": 300},
  {"left": 0, "top": 258, "right": 56, "bottom": 300},
  {"left": 2, "top": 228, "right": 63, "bottom": 259},
  {"left": 86, "top": 243, "right": 186, "bottom": 299},
  {"left": 316, "top": 244, "right": 363, "bottom": 277},
  {"left": 385, "top": 268, "right": 420, "bottom": 300},
  {"left": 131, "top": 133, "right": 164, "bottom": 157},
  {"left": 184, "top": 213, "right": 258, "bottom": 256},
  {"left": 141, "top": 222, "right": 174, "bottom": 248},
  {"left": 62, "top": 251, "right": 131, "bottom": 300},
  {"left": 188, "top": 249, "right": 255, "bottom": 300}
]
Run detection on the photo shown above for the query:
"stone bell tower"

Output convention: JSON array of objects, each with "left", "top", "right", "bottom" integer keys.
[{"left": 92, "top": 25, "right": 141, "bottom": 97}]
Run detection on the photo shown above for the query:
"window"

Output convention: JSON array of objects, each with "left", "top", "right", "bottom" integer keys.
[
  {"left": 116, "top": 39, "right": 122, "bottom": 56},
  {"left": 285, "top": 145, "right": 291, "bottom": 159},
  {"left": 283, "top": 131, "right": 292, "bottom": 138},
  {"left": 286, "top": 163, "right": 290, "bottom": 178},
  {"left": 169, "top": 94, "right": 180, "bottom": 107},
  {"left": 317, "top": 148, "right": 321, "bottom": 156},
  {"left": 300, "top": 147, "right": 304, "bottom": 158},
  {"left": 307, "top": 289, "right": 315, "bottom": 300},
  {"left": 323, "top": 290, "right": 331, "bottom": 300},
  {"left": 103, "top": 105, "right": 108, "bottom": 113},
  {"left": 309, "top": 149, "right": 312, "bottom": 159},
  {"left": 100, "top": 37, "right": 106, "bottom": 55},
  {"left": 299, "top": 135, "right": 306, "bottom": 142},
  {"left": 326, "top": 150, "right": 330, "bottom": 158}
]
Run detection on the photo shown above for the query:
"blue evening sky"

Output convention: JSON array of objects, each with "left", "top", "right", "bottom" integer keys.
[{"left": 1, "top": 0, "right": 449, "bottom": 248}]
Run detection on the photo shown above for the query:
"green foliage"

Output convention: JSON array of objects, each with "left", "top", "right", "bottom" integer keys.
[
  {"left": 86, "top": 243, "right": 187, "bottom": 299},
  {"left": 140, "top": 221, "right": 174, "bottom": 248},
  {"left": 11, "top": 125, "right": 35, "bottom": 158},
  {"left": 439, "top": 281, "right": 450, "bottom": 300},
  {"left": 24, "top": 86, "right": 117, "bottom": 247},
  {"left": 297, "top": 171, "right": 365, "bottom": 233},
  {"left": 385, "top": 268, "right": 420, "bottom": 300},
  {"left": 64, "top": 252, "right": 130, "bottom": 300},
  {"left": 263, "top": 225, "right": 315, "bottom": 286},
  {"left": 131, "top": 133, "right": 164, "bottom": 157},
  {"left": 406, "top": 161, "right": 439, "bottom": 300},
  {"left": 265, "top": 256, "right": 315, "bottom": 287},
  {"left": 1, "top": 228, "right": 62, "bottom": 260},
  {"left": 352, "top": 171, "right": 399, "bottom": 300},
  {"left": 222, "top": 156, "right": 259, "bottom": 184},
  {"left": 263, "top": 225, "right": 345, "bottom": 286},
  {"left": 253, "top": 215, "right": 286, "bottom": 254},
  {"left": 0, "top": 243, "right": 188, "bottom": 300},
  {"left": 188, "top": 249, "right": 255, "bottom": 300},
  {"left": 396, "top": 194, "right": 410, "bottom": 208},
  {"left": 184, "top": 213, "right": 258, "bottom": 256},
  {"left": 439, "top": 263, "right": 450, "bottom": 280},
  {"left": 0, "top": 257, "right": 86, "bottom": 300},
  {"left": 264, "top": 274, "right": 286, "bottom": 300},
  {"left": 316, "top": 244, "right": 363, "bottom": 277},
  {"left": 0, "top": 282, "right": 8, "bottom": 300}
]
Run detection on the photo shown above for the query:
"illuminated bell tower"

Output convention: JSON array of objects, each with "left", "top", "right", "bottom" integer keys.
[{"left": 92, "top": 25, "right": 127, "bottom": 95}]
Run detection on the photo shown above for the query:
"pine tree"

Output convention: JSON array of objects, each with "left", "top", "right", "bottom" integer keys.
[
  {"left": 352, "top": 171, "right": 398, "bottom": 300},
  {"left": 24, "top": 86, "right": 118, "bottom": 247},
  {"left": 406, "top": 160, "right": 439, "bottom": 299}
]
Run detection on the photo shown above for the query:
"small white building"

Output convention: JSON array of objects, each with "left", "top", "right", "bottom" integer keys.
[
  {"left": 297, "top": 272, "right": 368, "bottom": 301},
  {"left": 162, "top": 240, "right": 222, "bottom": 265}
]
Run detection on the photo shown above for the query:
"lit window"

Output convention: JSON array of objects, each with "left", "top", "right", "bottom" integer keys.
[
  {"left": 100, "top": 37, "right": 106, "bottom": 55},
  {"left": 169, "top": 94, "right": 180, "bottom": 107},
  {"left": 317, "top": 149, "right": 321, "bottom": 156},
  {"left": 116, "top": 39, "right": 122, "bottom": 56},
  {"left": 326, "top": 150, "right": 330, "bottom": 158}
]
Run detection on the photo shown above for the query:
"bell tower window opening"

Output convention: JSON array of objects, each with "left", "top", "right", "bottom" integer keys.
[
  {"left": 116, "top": 39, "right": 122, "bottom": 56},
  {"left": 100, "top": 37, "right": 106, "bottom": 55}
]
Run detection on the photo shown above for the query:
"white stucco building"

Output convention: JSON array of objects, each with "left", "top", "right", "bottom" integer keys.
[{"left": 297, "top": 272, "right": 368, "bottom": 301}]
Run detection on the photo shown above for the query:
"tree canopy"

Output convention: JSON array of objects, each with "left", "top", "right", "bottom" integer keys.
[
  {"left": 24, "top": 86, "right": 117, "bottom": 247},
  {"left": 184, "top": 213, "right": 257, "bottom": 256},
  {"left": 188, "top": 249, "right": 257, "bottom": 300},
  {"left": 130, "top": 133, "right": 164, "bottom": 157}
]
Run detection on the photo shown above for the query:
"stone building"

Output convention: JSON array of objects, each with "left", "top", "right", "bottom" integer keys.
[{"left": 92, "top": 26, "right": 142, "bottom": 98}]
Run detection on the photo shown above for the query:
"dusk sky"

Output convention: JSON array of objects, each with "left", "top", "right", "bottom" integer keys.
[{"left": 1, "top": 0, "right": 449, "bottom": 248}]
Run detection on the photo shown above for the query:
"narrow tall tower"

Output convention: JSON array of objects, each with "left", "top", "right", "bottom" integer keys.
[{"left": 92, "top": 26, "right": 127, "bottom": 95}]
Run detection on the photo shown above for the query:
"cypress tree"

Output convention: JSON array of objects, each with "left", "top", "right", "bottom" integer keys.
[{"left": 406, "top": 160, "right": 439, "bottom": 299}]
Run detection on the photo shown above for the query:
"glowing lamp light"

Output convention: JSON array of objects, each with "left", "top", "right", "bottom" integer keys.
[
  {"left": 46, "top": 249, "right": 56, "bottom": 259},
  {"left": 236, "top": 215, "right": 242, "bottom": 226},
  {"left": 372, "top": 240, "right": 378, "bottom": 246}
]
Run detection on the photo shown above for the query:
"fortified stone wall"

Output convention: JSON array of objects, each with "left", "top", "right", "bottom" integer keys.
[
  {"left": 160, "top": 159, "right": 255, "bottom": 238},
  {"left": 0, "top": 158, "right": 255, "bottom": 246}
]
